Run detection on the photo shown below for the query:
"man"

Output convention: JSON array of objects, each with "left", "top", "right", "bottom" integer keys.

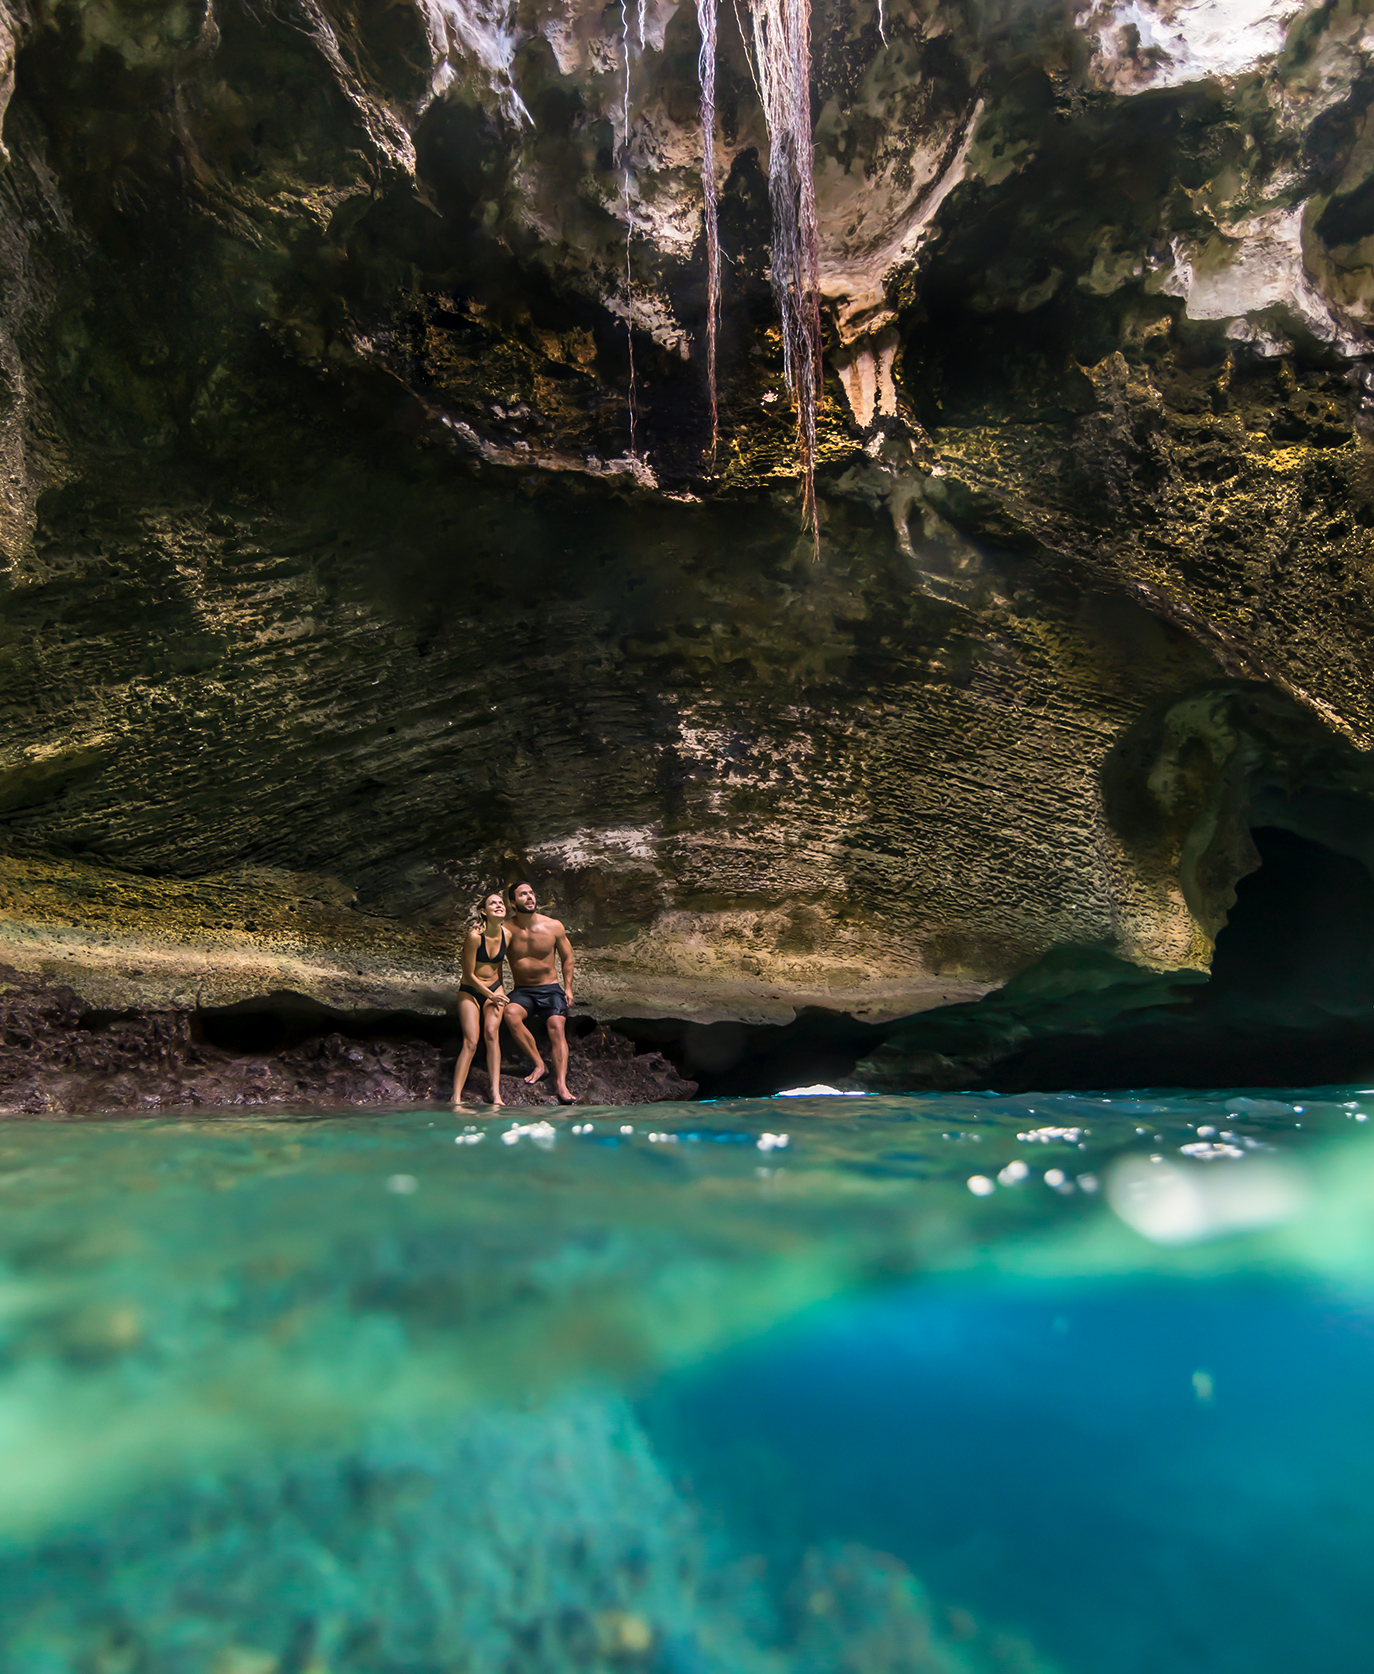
[{"left": 502, "top": 880, "right": 577, "bottom": 1104}]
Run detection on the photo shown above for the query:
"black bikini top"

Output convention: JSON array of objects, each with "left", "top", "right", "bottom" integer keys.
[{"left": 475, "top": 929, "right": 507, "bottom": 970}]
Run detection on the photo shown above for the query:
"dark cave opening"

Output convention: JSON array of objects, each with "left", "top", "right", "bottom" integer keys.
[
  {"left": 994, "top": 824, "right": 1374, "bottom": 1091},
  {"left": 191, "top": 992, "right": 601, "bottom": 1057},
  {"left": 1207, "top": 825, "right": 1374, "bottom": 1009},
  {"left": 604, "top": 1009, "right": 896, "bottom": 1099},
  {"left": 187, "top": 990, "right": 891, "bottom": 1101}
]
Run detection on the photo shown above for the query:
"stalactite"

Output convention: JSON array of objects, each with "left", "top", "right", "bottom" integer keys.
[
  {"left": 745, "top": 0, "right": 822, "bottom": 556},
  {"left": 697, "top": 0, "right": 721, "bottom": 460},
  {"left": 620, "top": 0, "right": 640, "bottom": 457}
]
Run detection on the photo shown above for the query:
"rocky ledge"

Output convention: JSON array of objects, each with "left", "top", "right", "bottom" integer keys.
[{"left": 0, "top": 967, "right": 696, "bottom": 1116}]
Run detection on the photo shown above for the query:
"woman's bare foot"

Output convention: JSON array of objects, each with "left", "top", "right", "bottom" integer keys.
[{"left": 523, "top": 1064, "right": 548, "bottom": 1085}]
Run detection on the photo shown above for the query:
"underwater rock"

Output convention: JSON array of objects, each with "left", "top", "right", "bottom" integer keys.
[
  {"left": 0, "top": 1392, "right": 1061, "bottom": 1674},
  {"left": 0, "top": 966, "right": 695, "bottom": 1114}
]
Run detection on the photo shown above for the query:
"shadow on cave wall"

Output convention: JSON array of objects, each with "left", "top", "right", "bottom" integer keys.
[
  {"left": 188, "top": 991, "right": 601, "bottom": 1056},
  {"left": 604, "top": 1011, "right": 897, "bottom": 1099},
  {"left": 178, "top": 991, "right": 897, "bottom": 1101}
]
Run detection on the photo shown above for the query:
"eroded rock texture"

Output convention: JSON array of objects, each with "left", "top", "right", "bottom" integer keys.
[{"left": 3, "top": 0, "right": 1374, "bottom": 1069}]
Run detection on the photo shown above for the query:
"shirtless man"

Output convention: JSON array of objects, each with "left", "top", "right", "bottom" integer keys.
[{"left": 502, "top": 881, "right": 576, "bottom": 1104}]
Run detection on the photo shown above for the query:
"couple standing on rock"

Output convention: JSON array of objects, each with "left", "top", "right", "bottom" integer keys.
[{"left": 452, "top": 881, "right": 577, "bottom": 1107}]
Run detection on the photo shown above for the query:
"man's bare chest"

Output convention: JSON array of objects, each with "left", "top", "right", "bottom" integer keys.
[{"left": 509, "top": 923, "right": 556, "bottom": 960}]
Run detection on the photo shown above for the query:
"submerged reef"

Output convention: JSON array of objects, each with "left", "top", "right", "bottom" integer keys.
[{"left": 3, "top": 0, "right": 1374, "bottom": 1081}]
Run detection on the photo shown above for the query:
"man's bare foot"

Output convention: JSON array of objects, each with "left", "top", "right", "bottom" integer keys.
[
  {"left": 556, "top": 1092, "right": 578, "bottom": 1105},
  {"left": 523, "top": 1064, "right": 548, "bottom": 1085}
]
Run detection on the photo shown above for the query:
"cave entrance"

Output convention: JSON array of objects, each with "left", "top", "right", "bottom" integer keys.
[
  {"left": 993, "top": 823, "right": 1374, "bottom": 1091},
  {"left": 1207, "top": 824, "right": 1374, "bottom": 1016}
]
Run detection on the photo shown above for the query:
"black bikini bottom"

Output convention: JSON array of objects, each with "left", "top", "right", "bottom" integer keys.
[{"left": 458, "top": 983, "right": 502, "bottom": 1005}]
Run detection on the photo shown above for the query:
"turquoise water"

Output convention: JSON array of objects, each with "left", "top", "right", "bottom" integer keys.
[{"left": 0, "top": 1088, "right": 1370, "bottom": 1673}]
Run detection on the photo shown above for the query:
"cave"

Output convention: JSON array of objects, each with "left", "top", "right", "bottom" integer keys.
[
  {"left": 56, "top": 815, "right": 1374, "bottom": 1103},
  {"left": 3, "top": 1, "right": 1374, "bottom": 1114},
  {"left": 1, "top": 8, "right": 1371, "bottom": 1672},
  {"left": 1205, "top": 825, "right": 1374, "bottom": 1018}
]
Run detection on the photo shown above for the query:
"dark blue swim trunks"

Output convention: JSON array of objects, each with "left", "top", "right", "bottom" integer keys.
[{"left": 507, "top": 983, "right": 569, "bottom": 1020}]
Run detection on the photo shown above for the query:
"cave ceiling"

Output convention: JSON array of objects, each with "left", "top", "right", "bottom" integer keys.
[{"left": 3, "top": 0, "right": 1374, "bottom": 1025}]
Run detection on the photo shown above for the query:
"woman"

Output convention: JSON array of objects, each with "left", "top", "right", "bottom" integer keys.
[{"left": 452, "top": 890, "right": 509, "bottom": 1105}]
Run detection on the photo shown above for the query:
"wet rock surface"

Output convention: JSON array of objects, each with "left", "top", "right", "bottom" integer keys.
[{"left": 0, "top": 967, "right": 696, "bottom": 1115}]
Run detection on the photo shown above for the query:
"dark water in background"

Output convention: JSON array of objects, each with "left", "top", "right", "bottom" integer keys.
[{"left": 0, "top": 1087, "right": 1369, "bottom": 1673}]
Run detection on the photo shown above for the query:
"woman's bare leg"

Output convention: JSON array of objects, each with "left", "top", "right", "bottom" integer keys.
[
  {"left": 452, "top": 995, "right": 481, "bottom": 1103},
  {"left": 483, "top": 1004, "right": 504, "bottom": 1105}
]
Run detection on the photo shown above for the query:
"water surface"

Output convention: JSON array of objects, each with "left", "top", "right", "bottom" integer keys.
[{"left": 0, "top": 1087, "right": 1369, "bottom": 1673}]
